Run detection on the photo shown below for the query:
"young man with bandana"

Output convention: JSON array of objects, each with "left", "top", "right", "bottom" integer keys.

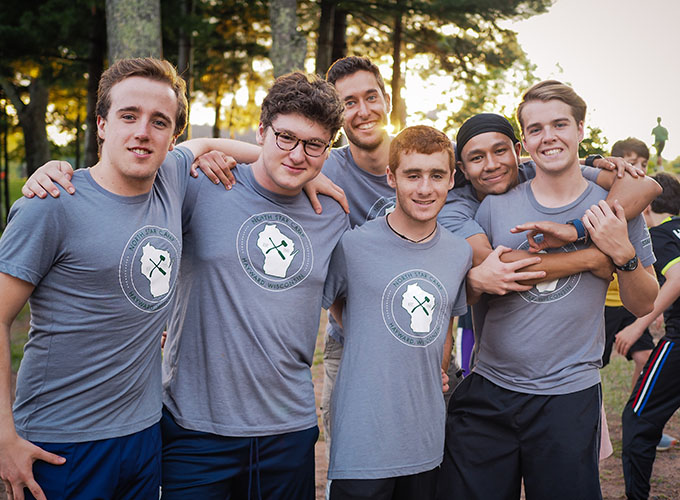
[{"left": 438, "top": 82, "right": 659, "bottom": 499}]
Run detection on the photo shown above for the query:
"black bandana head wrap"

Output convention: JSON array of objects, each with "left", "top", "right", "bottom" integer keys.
[{"left": 455, "top": 113, "right": 519, "bottom": 162}]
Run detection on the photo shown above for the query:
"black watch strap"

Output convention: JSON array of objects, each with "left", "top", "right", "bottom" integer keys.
[
  {"left": 585, "top": 154, "right": 604, "bottom": 167},
  {"left": 614, "top": 254, "right": 639, "bottom": 272}
]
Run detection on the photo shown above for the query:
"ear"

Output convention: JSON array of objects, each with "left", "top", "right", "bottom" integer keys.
[
  {"left": 256, "top": 123, "right": 266, "bottom": 146},
  {"left": 447, "top": 169, "right": 456, "bottom": 190},
  {"left": 386, "top": 165, "right": 397, "bottom": 189},
  {"left": 168, "top": 136, "right": 177, "bottom": 152},
  {"left": 577, "top": 121, "right": 585, "bottom": 143},
  {"left": 97, "top": 115, "right": 106, "bottom": 141},
  {"left": 384, "top": 92, "right": 392, "bottom": 114},
  {"left": 513, "top": 141, "right": 522, "bottom": 158},
  {"left": 456, "top": 160, "right": 469, "bottom": 181}
]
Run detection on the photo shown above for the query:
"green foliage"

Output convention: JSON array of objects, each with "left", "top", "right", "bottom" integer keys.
[{"left": 579, "top": 126, "right": 609, "bottom": 157}]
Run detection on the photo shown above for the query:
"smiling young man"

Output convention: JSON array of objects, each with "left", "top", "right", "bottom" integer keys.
[
  {"left": 438, "top": 81, "right": 658, "bottom": 500},
  {"left": 159, "top": 72, "right": 349, "bottom": 499},
  {"left": 0, "top": 58, "right": 195, "bottom": 500},
  {"left": 323, "top": 126, "right": 470, "bottom": 500}
]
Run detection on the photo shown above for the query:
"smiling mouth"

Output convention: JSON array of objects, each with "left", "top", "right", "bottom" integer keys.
[
  {"left": 541, "top": 148, "right": 563, "bottom": 156},
  {"left": 356, "top": 121, "right": 378, "bottom": 131},
  {"left": 483, "top": 172, "right": 508, "bottom": 183},
  {"left": 130, "top": 147, "right": 151, "bottom": 155}
]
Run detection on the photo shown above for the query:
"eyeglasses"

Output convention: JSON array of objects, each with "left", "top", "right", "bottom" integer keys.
[{"left": 272, "top": 128, "right": 331, "bottom": 157}]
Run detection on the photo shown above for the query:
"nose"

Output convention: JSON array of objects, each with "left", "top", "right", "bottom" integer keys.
[
  {"left": 357, "top": 99, "right": 369, "bottom": 117},
  {"left": 288, "top": 141, "right": 306, "bottom": 163},
  {"left": 134, "top": 120, "right": 151, "bottom": 139},
  {"left": 542, "top": 126, "right": 556, "bottom": 142}
]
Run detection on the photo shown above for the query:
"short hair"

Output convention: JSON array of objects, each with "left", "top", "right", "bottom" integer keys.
[
  {"left": 260, "top": 72, "right": 344, "bottom": 142},
  {"left": 611, "top": 137, "right": 650, "bottom": 160},
  {"left": 96, "top": 58, "right": 188, "bottom": 149},
  {"left": 650, "top": 172, "right": 680, "bottom": 215},
  {"left": 517, "top": 80, "right": 587, "bottom": 132},
  {"left": 388, "top": 125, "right": 455, "bottom": 174},
  {"left": 326, "top": 56, "right": 387, "bottom": 97}
]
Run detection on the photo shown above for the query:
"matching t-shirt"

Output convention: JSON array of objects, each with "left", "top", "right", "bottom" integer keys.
[
  {"left": 0, "top": 148, "right": 192, "bottom": 442},
  {"left": 321, "top": 145, "right": 395, "bottom": 344},
  {"left": 323, "top": 217, "right": 471, "bottom": 479},
  {"left": 474, "top": 180, "right": 655, "bottom": 394},
  {"left": 162, "top": 164, "right": 349, "bottom": 436}
]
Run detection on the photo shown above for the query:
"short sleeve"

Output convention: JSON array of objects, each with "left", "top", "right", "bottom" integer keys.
[
  {"left": 651, "top": 225, "right": 680, "bottom": 277},
  {"left": 0, "top": 197, "right": 65, "bottom": 285},
  {"left": 438, "top": 188, "right": 484, "bottom": 239},
  {"left": 580, "top": 166, "right": 600, "bottom": 183},
  {"left": 323, "top": 237, "right": 348, "bottom": 310},
  {"left": 474, "top": 196, "right": 493, "bottom": 243},
  {"left": 628, "top": 214, "right": 655, "bottom": 268}
]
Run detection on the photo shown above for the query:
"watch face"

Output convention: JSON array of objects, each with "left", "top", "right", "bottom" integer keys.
[{"left": 617, "top": 256, "right": 638, "bottom": 271}]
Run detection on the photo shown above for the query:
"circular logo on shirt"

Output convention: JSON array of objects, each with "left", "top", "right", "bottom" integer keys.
[
  {"left": 381, "top": 269, "right": 449, "bottom": 347},
  {"left": 119, "top": 225, "right": 181, "bottom": 312},
  {"left": 518, "top": 240, "right": 581, "bottom": 304},
  {"left": 237, "top": 212, "right": 313, "bottom": 292},
  {"left": 366, "top": 196, "right": 396, "bottom": 222}
]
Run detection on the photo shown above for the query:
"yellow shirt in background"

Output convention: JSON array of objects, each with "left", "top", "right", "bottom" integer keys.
[{"left": 605, "top": 274, "right": 623, "bottom": 307}]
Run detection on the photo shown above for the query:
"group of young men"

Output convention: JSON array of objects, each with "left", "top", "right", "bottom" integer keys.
[{"left": 0, "top": 53, "right": 676, "bottom": 500}]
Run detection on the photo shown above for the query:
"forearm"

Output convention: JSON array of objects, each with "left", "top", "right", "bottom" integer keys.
[
  {"left": 181, "top": 138, "right": 260, "bottom": 163},
  {"left": 0, "top": 325, "right": 17, "bottom": 440},
  {"left": 597, "top": 170, "right": 662, "bottom": 220},
  {"left": 441, "top": 318, "right": 454, "bottom": 372},
  {"left": 500, "top": 247, "right": 607, "bottom": 284},
  {"left": 624, "top": 276, "right": 680, "bottom": 334},
  {"left": 618, "top": 265, "right": 659, "bottom": 317}
]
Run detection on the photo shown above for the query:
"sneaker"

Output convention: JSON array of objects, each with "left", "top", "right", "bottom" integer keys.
[{"left": 656, "top": 433, "right": 678, "bottom": 451}]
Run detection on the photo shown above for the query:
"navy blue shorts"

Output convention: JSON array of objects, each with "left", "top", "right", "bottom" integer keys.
[
  {"left": 26, "top": 423, "right": 161, "bottom": 500},
  {"left": 160, "top": 407, "right": 317, "bottom": 500}
]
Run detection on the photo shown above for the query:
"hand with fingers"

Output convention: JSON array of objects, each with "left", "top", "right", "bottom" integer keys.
[
  {"left": 302, "top": 172, "right": 349, "bottom": 215},
  {"left": 511, "top": 221, "right": 578, "bottom": 252},
  {"left": 22, "top": 161, "right": 75, "bottom": 199},
  {"left": 441, "top": 368, "right": 450, "bottom": 393},
  {"left": 467, "top": 246, "right": 546, "bottom": 295},
  {"left": 593, "top": 156, "right": 645, "bottom": 179},
  {"left": 190, "top": 150, "right": 237, "bottom": 189},
  {"left": 614, "top": 323, "right": 645, "bottom": 357},
  {"left": 0, "top": 433, "right": 65, "bottom": 500},
  {"left": 582, "top": 200, "right": 634, "bottom": 265}
]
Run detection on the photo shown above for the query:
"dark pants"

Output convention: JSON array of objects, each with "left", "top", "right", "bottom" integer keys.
[
  {"left": 622, "top": 337, "right": 678, "bottom": 500},
  {"left": 28, "top": 423, "right": 161, "bottom": 500},
  {"left": 437, "top": 374, "right": 602, "bottom": 500},
  {"left": 160, "top": 407, "right": 317, "bottom": 500},
  {"left": 330, "top": 467, "right": 438, "bottom": 500}
]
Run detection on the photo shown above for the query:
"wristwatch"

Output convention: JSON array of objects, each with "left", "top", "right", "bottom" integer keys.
[
  {"left": 585, "top": 154, "right": 604, "bottom": 167},
  {"left": 566, "top": 218, "right": 588, "bottom": 244},
  {"left": 614, "top": 254, "right": 639, "bottom": 272}
]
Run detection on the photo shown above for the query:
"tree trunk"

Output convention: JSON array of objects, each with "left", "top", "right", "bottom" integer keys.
[
  {"left": 331, "top": 8, "right": 347, "bottom": 64},
  {"left": 1, "top": 99, "right": 8, "bottom": 228},
  {"left": 8, "top": 79, "right": 50, "bottom": 178},
  {"left": 84, "top": 4, "right": 106, "bottom": 167},
  {"left": 315, "top": 0, "right": 335, "bottom": 77},
  {"left": 212, "top": 89, "right": 221, "bottom": 138},
  {"left": 269, "top": 0, "right": 307, "bottom": 78},
  {"left": 105, "top": 0, "right": 162, "bottom": 62},
  {"left": 390, "top": 6, "right": 406, "bottom": 131},
  {"left": 177, "top": 0, "right": 194, "bottom": 141}
]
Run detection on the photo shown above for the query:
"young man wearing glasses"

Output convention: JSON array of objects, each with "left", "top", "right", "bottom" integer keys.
[{"left": 159, "top": 72, "right": 349, "bottom": 499}]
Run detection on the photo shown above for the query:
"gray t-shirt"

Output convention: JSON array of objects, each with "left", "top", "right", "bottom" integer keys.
[
  {"left": 322, "top": 217, "right": 471, "bottom": 479},
  {"left": 0, "top": 148, "right": 191, "bottom": 442},
  {"left": 162, "top": 164, "right": 349, "bottom": 436},
  {"left": 322, "top": 145, "right": 395, "bottom": 343},
  {"left": 473, "top": 180, "right": 655, "bottom": 394},
  {"left": 438, "top": 162, "right": 601, "bottom": 238}
]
